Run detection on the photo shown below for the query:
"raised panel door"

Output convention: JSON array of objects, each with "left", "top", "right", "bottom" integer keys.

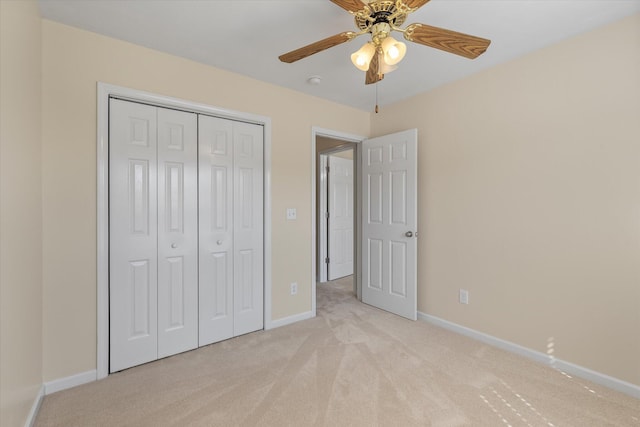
[
  {"left": 157, "top": 108, "right": 198, "bottom": 358},
  {"left": 361, "top": 129, "right": 417, "bottom": 320},
  {"left": 109, "top": 99, "right": 159, "bottom": 372},
  {"left": 198, "top": 115, "right": 234, "bottom": 345},
  {"left": 328, "top": 155, "right": 354, "bottom": 280},
  {"left": 232, "top": 122, "right": 264, "bottom": 336}
]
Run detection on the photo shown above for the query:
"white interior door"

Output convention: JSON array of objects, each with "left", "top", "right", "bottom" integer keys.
[
  {"left": 199, "top": 116, "right": 264, "bottom": 345},
  {"left": 328, "top": 155, "right": 354, "bottom": 280},
  {"left": 361, "top": 129, "right": 418, "bottom": 320},
  {"left": 110, "top": 99, "right": 159, "bottom": 372},
  {"left": 232, "top": 122, "right": 264, "bottom": 336},
  {"left": 109, "top": 97, "right": 264, "bottom": 371},
  {"left": 198, "top": 116, "right": 234, "bottom": 345},
  {"left": 110, "top": 99, "right": 198, "bottom": 372}
]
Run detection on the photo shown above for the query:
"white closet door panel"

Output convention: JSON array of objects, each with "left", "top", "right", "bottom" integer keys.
[
  {"left": 157, "top": 108, "right": 198, "bottom": 358},
  {"left": 110, "top": 99, "right": 158, "bottom": 372},
  {"left": 198, "top": 115, "right": 234, "bottom": 345},
  {"left": 233, "top": 122, "right": 264, "bottom": 336}
]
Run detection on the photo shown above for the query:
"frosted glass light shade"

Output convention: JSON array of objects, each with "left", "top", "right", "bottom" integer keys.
[
  {"left": 381, "top": 36, "right": 407, "bottom": 65},
  {"left": 379, "top": 62, "right": 398, "bottom": 75},
  {"left": 351, "top": 42, "right": 376, "bottom": 71}
]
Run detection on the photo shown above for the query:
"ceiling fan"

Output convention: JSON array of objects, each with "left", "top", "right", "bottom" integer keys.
[{"left": 279, "top": 0, "right": 491, "bottom": 85}]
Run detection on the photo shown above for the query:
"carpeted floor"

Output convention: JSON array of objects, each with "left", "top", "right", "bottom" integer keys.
[{"left": 36, "top": 276, "right": 639, "bottom": 426}]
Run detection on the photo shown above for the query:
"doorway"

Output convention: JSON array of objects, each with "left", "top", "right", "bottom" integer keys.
[
  {"left": 311, "top": 128, "right": 364, "bottom": 315},
  {"left": 311, "top": 127, "right": 419, "bottom": 322},
  {"left": 108, "top": 100, "right": 265, "bottom": 373}
]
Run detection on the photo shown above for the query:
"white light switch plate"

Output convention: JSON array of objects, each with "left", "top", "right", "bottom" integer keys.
[{"left": 286, "top": 208, "right": 297, "bottom": 220}]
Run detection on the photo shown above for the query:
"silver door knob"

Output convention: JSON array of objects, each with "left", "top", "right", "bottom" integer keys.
[
  {"left": 405, "top": 231, "right": 413, "bottom": 238},
  {"left": 171, "top": 243, "right": 177, "bottom": 248},
  {"left": 216, "top": 240, "right": 223, "bottom": 245}
]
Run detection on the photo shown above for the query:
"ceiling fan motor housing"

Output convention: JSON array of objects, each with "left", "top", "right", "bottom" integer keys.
[{"left": 355, "top": 0, "right": 408, "bottom": 40}]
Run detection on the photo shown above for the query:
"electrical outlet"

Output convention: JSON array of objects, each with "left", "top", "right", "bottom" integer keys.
[
  {"left": 290, "top": 282, "right": 298, "bottom": 295},
  {"left": 459, "top": 289, "right": 469, "bottom": 304}
]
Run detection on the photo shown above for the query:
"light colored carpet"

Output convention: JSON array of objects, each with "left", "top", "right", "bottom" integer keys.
[{"left": 36, "top": 276, "right": 639, "bottom": 426}]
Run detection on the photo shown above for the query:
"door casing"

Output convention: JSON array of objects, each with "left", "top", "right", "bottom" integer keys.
[{"left": 97, "top": 83, "right": 273, "bottom": 380}]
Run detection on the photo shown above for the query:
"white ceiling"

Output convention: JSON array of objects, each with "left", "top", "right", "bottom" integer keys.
[{"left": 38, "top": 0, "right": 640, "bottom": 111}]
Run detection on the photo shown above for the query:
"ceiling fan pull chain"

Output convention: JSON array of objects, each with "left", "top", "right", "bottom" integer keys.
[{"left": 375, "top": 82, "right": 380, "bottom": 114}]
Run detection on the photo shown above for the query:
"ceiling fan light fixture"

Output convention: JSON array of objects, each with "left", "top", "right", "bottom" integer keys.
[
  {"left": 278, "top": 0, "right": 491, "bottom": 86},
  {"left": 381, "top": 36, "right": 407, "bottom": 66},
  {"left": 350, "top": 42, "right": 376, "bottom": 71}
]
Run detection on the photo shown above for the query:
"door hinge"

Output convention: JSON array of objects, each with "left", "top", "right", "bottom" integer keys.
[
  {"left": 326, "top": 166, "right": 330, "bottom": 173},
  {"left": 325, "top": 212, "right": 329, "bottom": 218},
  {"left": 325, "top": 257, "right": 330, "bottom": 263}
]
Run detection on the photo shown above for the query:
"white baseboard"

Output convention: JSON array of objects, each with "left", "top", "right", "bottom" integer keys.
[
  {"left": 268, "top": 310, "right": 314, "bottom": 329},
  {"left": 44, "top": 370, "right": 97, "bottom": 395},
  {"left": 418, "top": 312, "right": 640, "bottom": 399},
  {"left": 24, "top": 385, "right": 44, "bottom": 427}
]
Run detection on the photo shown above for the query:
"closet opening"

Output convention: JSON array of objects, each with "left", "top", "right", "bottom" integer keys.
[{"left": 97, "top": 83, "right": 272, "bottom": 379}]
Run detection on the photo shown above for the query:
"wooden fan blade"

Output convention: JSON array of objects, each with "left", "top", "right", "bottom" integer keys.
[
  {"left": 279, "top": 32, "right": 356, "bottom": 63},
  {"left": 402, "top": 0, "right": 431, "bottom": 10},
  {"left": 330, "top": 0, "right": 367, "bottom": 13},
  {"left": 404, "top": 23, "right": 491, "bottom": 59},
  {"left": 365, "top": 49, "right": 384, "bottom": 85}
]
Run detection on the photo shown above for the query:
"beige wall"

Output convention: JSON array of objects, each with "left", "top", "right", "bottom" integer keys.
[
  {"left": 0, "top": 1, "right": 44, "bottom": 425},
  {"left": 41, "top": 20, "right": 370, "bottom": 381},
  {"left": 372, "top": 14, "right": 640, "bottom": 386}
]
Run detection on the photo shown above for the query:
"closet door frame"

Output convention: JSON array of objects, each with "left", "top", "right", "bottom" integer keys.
[{"left": 96, "top": 83, "right": 273, "bottom": 380}]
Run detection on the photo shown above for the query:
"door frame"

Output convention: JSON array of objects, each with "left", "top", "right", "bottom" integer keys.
[
  {"left": 311, "top": 127, "right": 365, "bottom": 316},
  {"left": 97, "top": 82, "right": 273, "bottom": 380}
]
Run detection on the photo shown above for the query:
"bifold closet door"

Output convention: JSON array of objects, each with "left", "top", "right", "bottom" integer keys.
[
  {"left": 199, "top": 115, "right": 264, "bottom": 346},
  {"left": 110, "top": 99, "right": 198, "bottom": 372},
  {"left": 156, "top": 107, "right": 198, "bottom": 359}
]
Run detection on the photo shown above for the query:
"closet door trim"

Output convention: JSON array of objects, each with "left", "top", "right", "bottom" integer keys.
[{"left": 97, "top": 82, "right": 273, "bottom": 380}]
